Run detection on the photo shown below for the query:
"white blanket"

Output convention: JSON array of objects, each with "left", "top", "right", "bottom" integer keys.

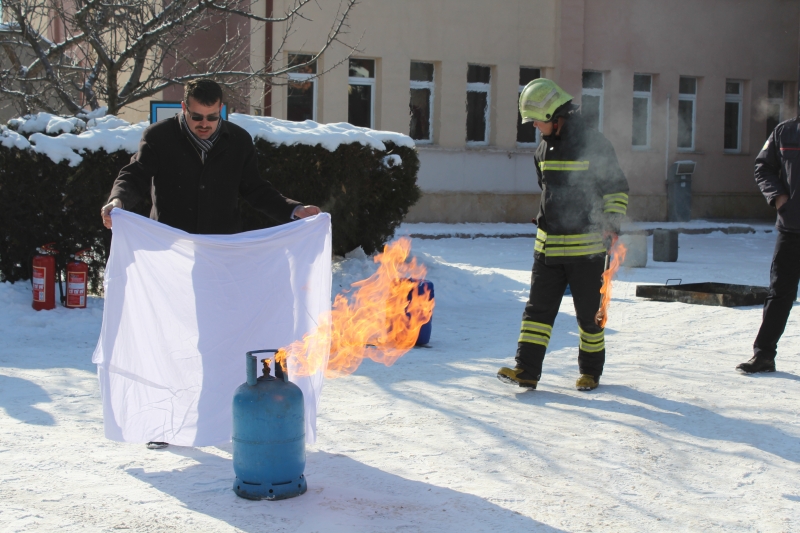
[{"left": 93, "top": 210, "right": 331, "bottom": 446}]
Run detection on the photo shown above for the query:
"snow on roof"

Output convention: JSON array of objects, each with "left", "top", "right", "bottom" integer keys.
[
  {"left": 229, "top": 114, "right": 415, "bottom": 151},
  {"left": 7, "top": 112, "right": 414, "bottom": 167}
]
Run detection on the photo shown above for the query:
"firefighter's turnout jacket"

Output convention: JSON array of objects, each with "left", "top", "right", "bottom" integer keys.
[
  {"left": 533, "top": 113, "right": 630, "bottom": 263},
  {"left": 756, "top": 117, "right": 800, "bottom": 233}
]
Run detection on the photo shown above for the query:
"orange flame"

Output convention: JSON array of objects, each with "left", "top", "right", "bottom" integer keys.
[
  {"left": 595, "top": 237, "right": 627, "bottom": 328},
  {"left": 276, "top": 237, "right": 435, "bottom": 378}
]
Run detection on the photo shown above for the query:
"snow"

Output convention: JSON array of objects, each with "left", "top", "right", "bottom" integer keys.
[
  {"left": 27, "top": 133, "right": 84, "bottom": 166},
  {"left": 228, "top": 114, "right": 416, "bottom": 151},
  {"left": 6, "top": 112, "right": 414, "bottom": 167},
  {"left": 0, "top": 127, "right": 31, "bottom": 150},
  {"left": 2, "top": 226, "right": 799, "bottom": 532},
  {"left": 382, "top": 154, "right": 403, "bottom": 167}
]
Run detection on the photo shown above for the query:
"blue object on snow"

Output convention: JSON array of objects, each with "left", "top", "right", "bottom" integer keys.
[
  {"left": 232, "top": 350, "right": 307, "bottom": 501},
  {"left": 410, "top": 280, "right": 434, "bottom": 346},
  {"left": 565, "top": 284, "right": 572, "bottom": 296}
]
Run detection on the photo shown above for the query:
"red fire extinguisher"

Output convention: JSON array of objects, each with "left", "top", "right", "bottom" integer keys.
[
  {"left": 32, "top": 243, "right": 57, "bottom": 311},
  {"left": 65, "top": 249, "right": 90, "bottom": 309}
]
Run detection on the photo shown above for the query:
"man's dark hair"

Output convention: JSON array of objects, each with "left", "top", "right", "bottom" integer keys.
[{"left": 184, "top": 79, "right": 224, "bottom": 106}]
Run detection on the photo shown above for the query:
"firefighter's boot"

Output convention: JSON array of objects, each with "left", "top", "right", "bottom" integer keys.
[
  {"left": 497, "top": 367, "right": 539, "bottom": 390},
  {"left": 575, "top": 374, "right": 600, "bottom": 391},
  {"left": 736, "top": 356, "right": 776, "bottom": 374}
]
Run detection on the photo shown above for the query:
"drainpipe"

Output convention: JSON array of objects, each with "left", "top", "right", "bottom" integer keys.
[
  {"left": 665, "top": 93, "right": 671, "bottom": 182},
  {"left": 263, "top": 0, "right": 274, "bottom": 116}
]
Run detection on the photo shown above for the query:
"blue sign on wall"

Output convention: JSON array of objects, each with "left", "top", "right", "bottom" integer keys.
[{"left": 149, "top": 101, "right": 228, "bottom": 124}]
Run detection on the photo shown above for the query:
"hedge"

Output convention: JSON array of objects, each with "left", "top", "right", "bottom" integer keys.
[{"left": 0, "top": 125, "right": 420, "bottom": 292}]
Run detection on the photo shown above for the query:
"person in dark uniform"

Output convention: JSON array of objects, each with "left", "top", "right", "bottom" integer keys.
[
  {"left": 497, "top": 78, "right": 629, "bottom": 391},
  {"left": 739, "top": 117, "right": 800, "bottom": 374}
]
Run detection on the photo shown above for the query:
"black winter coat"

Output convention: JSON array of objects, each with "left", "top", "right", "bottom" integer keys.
[
  {"left": 108, "top": 115, "right": 301, "bottom": 234},
  {"left": 756, "top": 117, "right": 800, "bottom": 233}
]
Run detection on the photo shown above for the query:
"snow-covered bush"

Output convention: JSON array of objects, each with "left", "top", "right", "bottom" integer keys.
[{"left": 0, "top": 114, "right": 420, "bottom": 287}]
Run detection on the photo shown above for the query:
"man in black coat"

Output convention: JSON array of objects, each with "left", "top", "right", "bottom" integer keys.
[
  {"left": 101, "top": 79, "right": 320, "bottom": 232},
  {"left": 100, "top": 79, "right": 320, "bottom": 449},
  {"left": 740, "top": 117, "right": 800, "bottom": 374}
]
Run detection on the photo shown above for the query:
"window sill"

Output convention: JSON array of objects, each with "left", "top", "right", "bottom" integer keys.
[
  {"left": 676, "top": 149, "right": 704, "bottom": 155},
  {"left": 723, "top": 151, "right": 750, "bottom": 156}
]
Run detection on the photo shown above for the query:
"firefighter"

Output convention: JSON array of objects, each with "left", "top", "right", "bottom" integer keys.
[
  {"left": 739, "top": 117, "right": 800, "bottom": 374},
  {"left": 497, "top": 78, "right": 629, "bottom": 391}
]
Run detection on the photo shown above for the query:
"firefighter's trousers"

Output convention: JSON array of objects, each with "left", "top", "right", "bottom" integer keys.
[
  {"left": 515, "top": 254, "right": 606, "bottom": 378},
  {"left": 754, "top": 230, "right": 800, "bottom": 360}
]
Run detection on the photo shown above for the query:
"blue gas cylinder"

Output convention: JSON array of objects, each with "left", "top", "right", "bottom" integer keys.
[
  {"left": 232, "top": 350, "right": 307, "bottom": 500},
  {"left": 410, "top": 280, "right": 434, "bottom": 346}
]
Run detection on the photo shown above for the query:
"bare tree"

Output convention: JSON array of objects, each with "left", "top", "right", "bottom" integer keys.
[{"left": 0, "top": 0, "right": 358, "bottom": 116}]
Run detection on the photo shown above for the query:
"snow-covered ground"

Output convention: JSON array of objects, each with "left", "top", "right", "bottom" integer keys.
[{"left": 2, "top": 225, "right": 799, "bottom": 532}]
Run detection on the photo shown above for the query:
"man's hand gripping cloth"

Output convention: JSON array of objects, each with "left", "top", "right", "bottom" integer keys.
[{"left": 92, "top": 210, "right": 332, "bottom": 446}]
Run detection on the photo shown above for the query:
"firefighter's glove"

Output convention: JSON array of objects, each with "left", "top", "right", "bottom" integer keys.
[
  {"left": 101, "top": 198, "right": 123, "bottom": 229},
  {"left": 603, "top": 232, "right": 617, "bottom": 251}
]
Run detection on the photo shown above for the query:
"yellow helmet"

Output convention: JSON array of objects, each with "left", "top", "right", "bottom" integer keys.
[{"left": 519, "top": 78, "right": 573, "bottom": 123}]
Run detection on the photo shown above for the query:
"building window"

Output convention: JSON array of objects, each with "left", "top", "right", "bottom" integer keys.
[
  {"left": 287, "top": 54, "right": 317, "bottom": 122},
  {"left": 582, "top": 71, "right": 603, "bottom": 131},
  {"left": 348, "top": 58, "right": 375, "bottom": 128},
  {"left": 517, "top": 67, "right": 541, "bottom": 146},
  {"left": 677, "top": 76, "right": 697, "bottom": 151},
  {"left": 767, "top": 81, "right": 784, "bottom": 139},
  {"left": 466, "top": 64, "right": 491, "bottom": 144},
  {"left": 409, "top": 62, "right": 434, "bottom": 142},
  {"left": 632, "top": 74, "right": 652, "bottom": 149},
  {"left": 724, "top": 80, "right": 743, "bottom": 153}
]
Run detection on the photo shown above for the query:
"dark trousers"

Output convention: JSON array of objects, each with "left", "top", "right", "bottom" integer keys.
[
  {"left": 515, "top": 254, "right": 606, "bottom": 378},
  {"left": 754, "top": 231, "right": 800, "bottom": 360}
]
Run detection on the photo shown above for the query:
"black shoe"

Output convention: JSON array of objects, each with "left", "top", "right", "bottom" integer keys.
[
  {"left": 497, "top": 366, "right": 540, "bottom": 389},
  {"left": 146, "top": 441, "right": 169, "bottom": 449},
  {"left": 736, "top": 357, "right": 776, "bottom": 374}
]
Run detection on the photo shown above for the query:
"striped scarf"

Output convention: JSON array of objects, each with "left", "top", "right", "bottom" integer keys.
[{"left": 180, "top": 112, "right": 221, "bottom": 164}]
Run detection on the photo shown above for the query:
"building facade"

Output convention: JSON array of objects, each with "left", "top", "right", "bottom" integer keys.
[
  {"left": 257, "top": 0, "right": 800, "bottom": 222},
  {"left": 10, "top": 0, "right": 798, "bottom": 222}
]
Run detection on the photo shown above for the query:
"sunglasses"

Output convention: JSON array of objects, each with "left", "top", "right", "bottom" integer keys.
[{"left": 185, "top": 106, "right": 221, "bottom": 122}]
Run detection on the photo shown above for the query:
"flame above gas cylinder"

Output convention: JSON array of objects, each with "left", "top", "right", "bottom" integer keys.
[{"left": 276, "top": 237, "right": 435, "bottom": 378}]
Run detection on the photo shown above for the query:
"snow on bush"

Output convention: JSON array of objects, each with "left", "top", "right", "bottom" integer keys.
[
  {"left": 229, "top": 114, "right": 415, "bottom": 152},
  {"left": 6, "top": 112, "right": 415, "bottom": 167},
  {"left": 8, "top": 112, "right": 86, "bottom": 135},
  {"left": 0, "top": 127, "right": 31, "bottom": 150}
]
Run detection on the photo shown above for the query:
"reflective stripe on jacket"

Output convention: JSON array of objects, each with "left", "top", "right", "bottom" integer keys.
[{"left": 533, "top": 113, "right": 630, "bottom": 263}]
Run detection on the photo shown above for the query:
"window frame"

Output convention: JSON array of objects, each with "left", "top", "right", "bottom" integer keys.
[
  {"left": 581, "top": 70, "right": 604, "bottom": 133},
  {"left": 409, "top": 62, "right": 435, "bottom": 144},
  {"left": 517, "top": 67, "right": 541, "bottom": 147},
  {"left": 348, "top": 58, "right": 376, "bottom": 129},
  {"left": 723, "top": 79, "right": 743, "bottom": 154},
  {"left": 632, "top": 74, "right": 652, "bottom": 150},
  {"left": 466, "top": 64, "right": 491, "bottom": 146},
  {"left": 287, "top": 69, "right": 318, "bottom": 122},
  {"left": 677, "top": 76, "right": 698, "bottom": 152}
]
